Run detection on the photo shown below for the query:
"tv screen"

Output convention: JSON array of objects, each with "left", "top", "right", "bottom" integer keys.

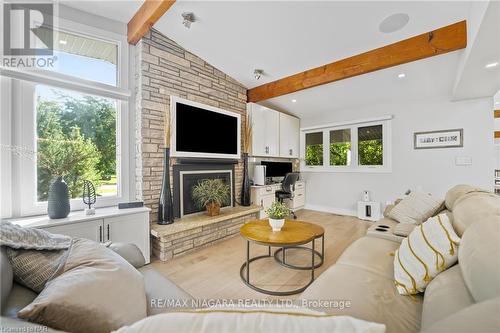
[
  {"left": 261, "top": 161, "right": 293, "bottom": 178},
  {"left": 175, "top": 101, "right": 239, "bottom": 156}
]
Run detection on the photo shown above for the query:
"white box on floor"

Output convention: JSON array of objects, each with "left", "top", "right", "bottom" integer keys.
[{"left": 357, "top": 201, "right": 381, "bottom": 221}]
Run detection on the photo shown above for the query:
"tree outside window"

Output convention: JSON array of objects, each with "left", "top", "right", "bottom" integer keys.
[
  {"left": 305, "top": 132, "right": 323, "bottom": 166},
  {"left": 358, "top": 125, "right": 383, "bottom": 166},
  {"left": 330, "top": 129, "right": 351, "bottom": 166},
  {"left": 36, "top": 86, "right": 117, "bottom": 201}
]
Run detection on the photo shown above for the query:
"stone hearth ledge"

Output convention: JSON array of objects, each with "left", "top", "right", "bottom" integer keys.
[{"left": 150, "top": 205, "right": 261, "bottom": 261}]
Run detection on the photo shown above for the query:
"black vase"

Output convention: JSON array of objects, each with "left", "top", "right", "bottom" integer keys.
[
  {"left": 158, "top": 148, "right": 174, "bottom": 225},
  {"left": 240, "top": 153, "right": 251, "bottom": 206},
  {"left": 47, "top": 176, "right": 70, "bottom": 219}
]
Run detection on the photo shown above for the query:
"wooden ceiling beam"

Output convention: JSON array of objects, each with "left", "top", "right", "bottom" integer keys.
[
  {"left": 127, "top": 0, "right": 176, "bottom": 45},
  {"left": 248, "top": 20, "right": 467, "bottom": 103},
  {"left": 494, "top": 110, "right": 500, "bottom": 118},
  {"left": 495, "top": 131, "right": 500, "bottom": 139}
]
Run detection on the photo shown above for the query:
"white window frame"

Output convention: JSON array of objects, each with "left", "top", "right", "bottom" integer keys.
[
  {"left": 1, "top": 16, "right": 131, "bottom": 217},
  {"left": 300, "top": 116, "right": 392, "bottom": 173}
]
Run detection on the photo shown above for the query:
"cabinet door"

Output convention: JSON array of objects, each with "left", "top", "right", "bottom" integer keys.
[
  {"left": 43, "top": 219, "right": 103, "bottom": 243},
  {"left": 260, "top": 194, "right": 276, "bottom": 218},
  {"left": 279, "top": 113, "right": 300, "bottom": 158},
  {"left": 105, "top": 213, "right": 150, "bottom": 263},
  {"left": 249, "top": 104, "right": 280, "bottom": 157}
]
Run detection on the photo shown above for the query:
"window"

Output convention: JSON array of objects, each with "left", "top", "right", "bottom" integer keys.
[
  {"left": 330, "top": 129, "right": 351, "bottom": 166},
  {"left": 358, "top": 125, "right": 383, "bottom": 166},
  {"left": 301, "top": 118, "right": 391, "bottom": 172},
  {"left": 36, "top": 85, "right": 118, "bottom": 201},
  {"left": 305, "top": 132, "right": 323, "bottom": 166},
  {"left": 1, "top": 17, "right": 130, "bottom": 217}
]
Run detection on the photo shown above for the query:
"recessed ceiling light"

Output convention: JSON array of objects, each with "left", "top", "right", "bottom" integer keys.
[
  {"left": 379, "top": 13, "right": 410, "bottom": 33},
  {"left": 485, "top": 62, "right": 498, "bottom": 69},
  {"left": 59, "top": 40, "right": 67, "bottom": 45},
  {"left": 398, "top": 73, "right": 406, "bottom": 78},
  {"left": 292, "top": 99, "right": 297, "bottom": 103}
]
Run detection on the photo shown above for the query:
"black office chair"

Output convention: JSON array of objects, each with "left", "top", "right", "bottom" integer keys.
[{"left": 275, "top": 172, "right": 300, "bottom": 219}]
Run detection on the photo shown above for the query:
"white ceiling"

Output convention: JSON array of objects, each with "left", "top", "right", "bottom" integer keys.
[
  {"left": 61, "top": 0, "right": 142, "bottom": 24},
  {"left": 62, "top": 1, "right": 499, "bottom": 119}
]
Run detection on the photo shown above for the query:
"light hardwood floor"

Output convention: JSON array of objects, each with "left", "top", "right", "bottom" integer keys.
[{"left": 151, "top": 210, "right": 370, "bottom": 300}]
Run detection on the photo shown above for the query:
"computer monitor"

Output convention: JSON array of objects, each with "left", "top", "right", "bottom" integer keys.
[{"left": 261, "top": 161, "right": 293, "bottom": 178}]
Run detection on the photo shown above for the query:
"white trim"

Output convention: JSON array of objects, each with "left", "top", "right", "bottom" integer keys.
[
  {"left": 170, "top": 96, "right": 241, "bottom": 160},
  {"left": 304, "top": 204, "right": 357, "bottom": 217},
  {"left": 300, "top": 115, "right": 393, "bottom": 132},
  {"left": 0, "top": 67, "right": 130, "bottom": 101},
  {"left": 0, "top": 77, "right": 13, "bottom": 218}
]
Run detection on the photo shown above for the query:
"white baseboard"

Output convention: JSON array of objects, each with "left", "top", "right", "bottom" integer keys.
[{"left": 303, "top": 204, "right": 357, "bottom": 217}]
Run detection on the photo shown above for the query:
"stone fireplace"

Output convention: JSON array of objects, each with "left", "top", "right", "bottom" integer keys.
[{"left": 173, "top": 160, "right": 236, "bottom": 218}]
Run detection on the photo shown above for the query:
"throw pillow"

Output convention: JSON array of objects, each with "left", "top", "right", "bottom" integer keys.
[
  {"left": 388, "top": 192, "right": 444, "bottom": 224},
  {"left": 5, "top": 247, "right": 68, "bottom": 292},
  {"left": 18, "top": 238, "right": 147, "bottom": 333},
  {"left": 393, "top": 213, "right": 460, "bottom": 295},
  {"left": 114, "top": 307, "right": 386, "bottom": 333}
]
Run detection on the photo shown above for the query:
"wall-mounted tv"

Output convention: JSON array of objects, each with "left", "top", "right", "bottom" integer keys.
[{"left": 171, "top": 96, "right": 241, "bottom": 159}]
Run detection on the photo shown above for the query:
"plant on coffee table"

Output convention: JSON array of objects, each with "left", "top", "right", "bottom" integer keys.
[
  {"left": 266, "top": 201, "right": 290, "bottom": 231},
  {"left": 192, "top": 179, "right": 231, "bottom": 216}
]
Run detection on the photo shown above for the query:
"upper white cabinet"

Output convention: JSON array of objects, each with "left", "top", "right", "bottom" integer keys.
[
  {"left": 248, "top": 103, "right": 280, "bottom": 157},
  {"left": 248, "top": 103, "right": 300, "bottom": 158},
  {"left": 279, "top": 113, "right": 300, "bottom": 158}
]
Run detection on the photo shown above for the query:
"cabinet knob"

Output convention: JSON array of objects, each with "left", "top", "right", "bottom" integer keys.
[
  {"left": 289, "top": 149, "right": 292, "bottom": 156},
  {"left": 99, "top": 226, "right": 102, "bottom": 242}
]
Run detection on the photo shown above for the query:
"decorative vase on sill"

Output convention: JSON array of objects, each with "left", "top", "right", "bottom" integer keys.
[
  {"left": 47, "top": 176, "right": 70, "bottom": 219},
  {"left": 240, "top": 153, "right": 251, "bottom": 206},
  {"left": 269, "top": 218, "right": 285, "bottom": 232},
  {"left": 158, "top": 148, "right": 174, "bottom": 225}
]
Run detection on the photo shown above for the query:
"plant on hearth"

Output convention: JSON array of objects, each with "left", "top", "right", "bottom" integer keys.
[
  {"left": 192, "top": 179, "right": 231, "bottom": 216},
  {"left": 266, "top": 201, "right": 290, "bottom": 220}
]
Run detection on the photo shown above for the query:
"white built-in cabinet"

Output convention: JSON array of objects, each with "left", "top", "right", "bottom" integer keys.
[
  {"left": 279, "top": 112, "right": 300, "bottom": 158},
  {"left": 9, "top": 207, "right": 151, "bottom": 264},
  {"left": 247, "top": 103, "right": 300, "bottom": 158},
  {"left": 248, "top": 103, "right": 280, "bottom": 156}
]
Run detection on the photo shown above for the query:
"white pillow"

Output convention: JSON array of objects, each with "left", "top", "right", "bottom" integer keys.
[
  {"left": 113, "top": 307, "right": 386, "bottom": 333},
  {"left": 388, "top": 192, "right": 444, "bottom": 224},
  {"left": 394, "top": 213, "right": 460, "bottom": 295}
]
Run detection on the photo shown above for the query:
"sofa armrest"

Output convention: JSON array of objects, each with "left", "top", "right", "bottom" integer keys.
[{"left": 108, "top": 243, "right": 146, "bottom": 268}]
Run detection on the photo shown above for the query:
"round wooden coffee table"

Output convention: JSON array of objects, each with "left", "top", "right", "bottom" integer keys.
[{"left": 239, "top": 219, "right": 325, "bottom": 296}]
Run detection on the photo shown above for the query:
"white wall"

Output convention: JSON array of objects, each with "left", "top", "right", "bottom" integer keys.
[{"left": 300, "top": 97, "right": 495, "bottom": 216}]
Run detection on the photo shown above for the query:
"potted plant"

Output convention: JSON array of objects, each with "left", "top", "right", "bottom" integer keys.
[
  {"left": 266, "top": 201, "right": 290, "bottom": 232},
  {"left": 192, "top": 179, "right": 231, "bottom": 216}
]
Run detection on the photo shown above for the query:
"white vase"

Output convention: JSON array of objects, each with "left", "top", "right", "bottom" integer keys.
[{"left": 269, "top": 218, "right": 285, "bottom": 232}]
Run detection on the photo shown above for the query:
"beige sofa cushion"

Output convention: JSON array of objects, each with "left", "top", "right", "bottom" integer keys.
[
  {"left": 444, "top": 184, "right": 485, "bottom": 210},
  {"left": 18, "top": 238, "right": 147, "bottom": 333},
  {"left": 420, "top": 265, "right": 474, "bottom": 329},
  {"left": 458, "top": 218, "right": 500, "bottom": 303},
  {"left": 388, "top": 192, "right": 443, "bottom": 225},
  {"left": 301, "top": 263, "right": 422, "bottom": 333},
  {"left": 452, "top": 190, "right": 500, "bottom": 236},
  {"left": 394, "top": 214, "right": 460, "bottom": 295},
  {"left": 420, "top": 297, "right": 500, "bottom": 333},
  {"left": 336, "top": 236, "right": 400, "bottom": 279}
]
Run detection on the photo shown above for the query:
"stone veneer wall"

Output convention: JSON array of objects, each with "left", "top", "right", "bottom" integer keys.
[
  {"left": 135, "top": 29, "right": 248, "bottom": 223},
  {"left": 153, "top": 212, "right": 258, "bottom": 261}
]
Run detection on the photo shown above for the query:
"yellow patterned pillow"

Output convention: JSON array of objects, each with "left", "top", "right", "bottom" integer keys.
[{"left": 394, "top": 213, "right": 460, "bottom": 295}]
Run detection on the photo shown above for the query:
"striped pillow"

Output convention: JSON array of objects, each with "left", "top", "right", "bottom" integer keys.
[{"left": 394, "top": 213, "right": 460, "bottom": 295}]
